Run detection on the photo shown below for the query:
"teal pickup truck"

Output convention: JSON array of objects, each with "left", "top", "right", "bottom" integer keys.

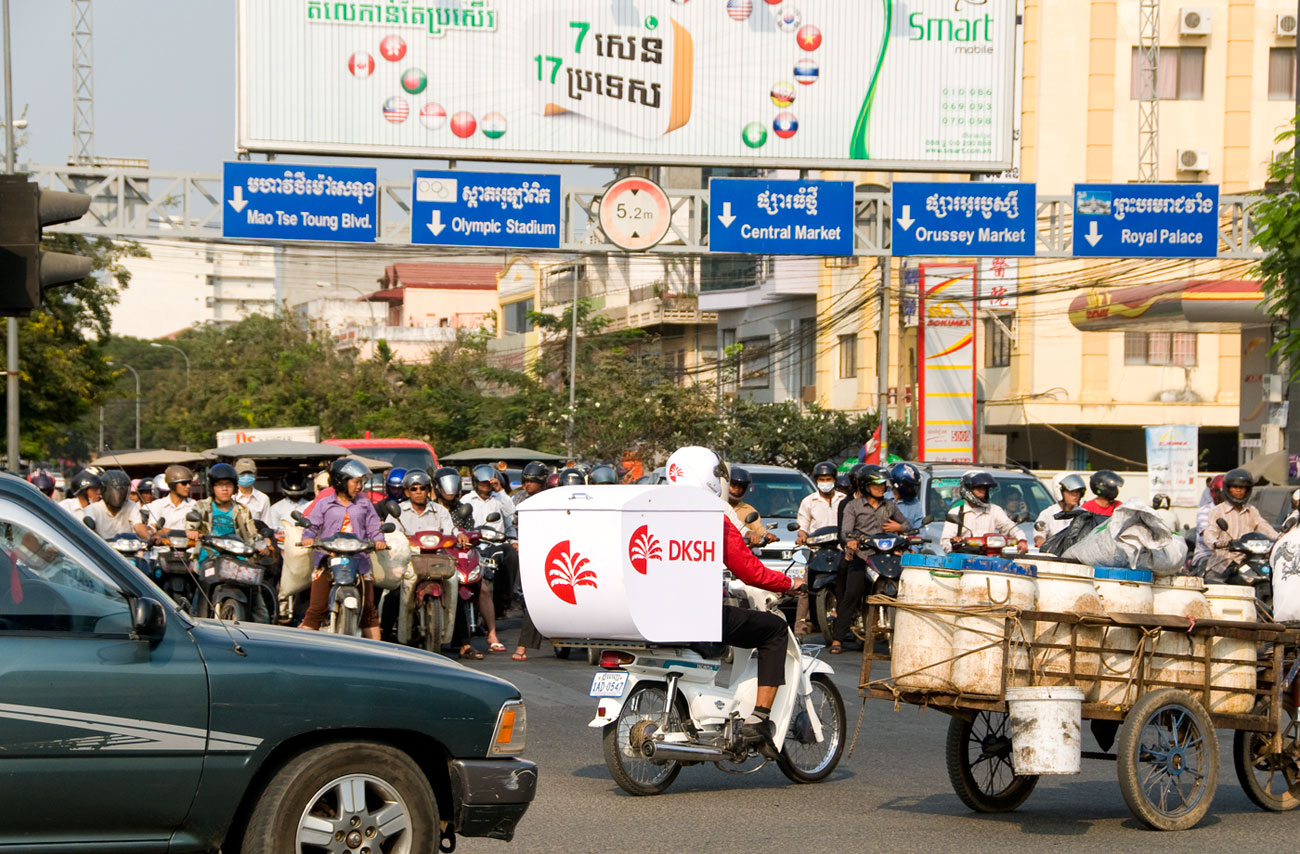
[{"left": 0, "top": 475, "right": 535, "bottom": 852}]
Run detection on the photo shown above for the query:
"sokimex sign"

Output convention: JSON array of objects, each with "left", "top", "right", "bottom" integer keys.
[{"left": 237, "top": 0, "right": 1017, "bottom": 171}]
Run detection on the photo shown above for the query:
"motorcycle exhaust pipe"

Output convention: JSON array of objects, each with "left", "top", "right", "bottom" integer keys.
[{"left": 641, "top": 740, "right": 731, "bottom": 763}]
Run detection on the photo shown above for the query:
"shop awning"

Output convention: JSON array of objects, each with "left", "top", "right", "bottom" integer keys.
[{"left": 1067, "top": 279, "right": 1270, "bottom": 332}]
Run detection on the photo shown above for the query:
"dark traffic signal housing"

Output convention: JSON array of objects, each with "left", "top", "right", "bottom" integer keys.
[{"left": 0, "top": 175, "right": 92, "bottom": 315}]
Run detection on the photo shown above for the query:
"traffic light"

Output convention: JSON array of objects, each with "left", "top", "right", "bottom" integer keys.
[{"left": 0, "top": 174, "right": 92, "bottom": 315}]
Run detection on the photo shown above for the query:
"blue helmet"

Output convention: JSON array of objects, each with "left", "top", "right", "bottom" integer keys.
[
  {"left": 890, "top": 462, "right": 921, "bottom": 501},
  {"left": 385, "top": 467, "right": 408, "bottom": 500}
]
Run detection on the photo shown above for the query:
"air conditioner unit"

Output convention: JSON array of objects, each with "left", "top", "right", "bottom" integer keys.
[
  {"left": 1278, "top": 13, "right": 1299, "bottom": 37},
  {"left": 1179, "top": 7, "right": 1212, "bottom": 36},
  {"left": 1177, "top": 148, "right": 1210, "bottom": 173}
]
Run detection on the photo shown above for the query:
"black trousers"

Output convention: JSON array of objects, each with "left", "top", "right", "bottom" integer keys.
[
  {"left": 722, "top": 605, "right": 788, "bottom": 687},
  {"left": 832, "top": 563, "right": 868, "bottom": 643}
]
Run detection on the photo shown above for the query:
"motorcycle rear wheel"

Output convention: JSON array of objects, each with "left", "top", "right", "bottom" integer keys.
[
  {"left": 420, "top": 599, "right": 443, "bottom": 653},
  {"left": 776, "top": 674, "right": 846, "bottom": 783},
  {"left": 217, "top": 598, "right": 246, "bottom": 623},
  {"left": 602, "top": 684, "right": 688, "bottom": 796}
]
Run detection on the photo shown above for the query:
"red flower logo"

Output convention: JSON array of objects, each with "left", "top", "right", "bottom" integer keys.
[
  {"left": 667, "top": 462, "right": 685, "bottom": 483},
  {"left": 628, "top": 524, "right": 662, "bottom": 575},
  {"left": 545, "top": 540, "right": 597, "bottom": 605}
]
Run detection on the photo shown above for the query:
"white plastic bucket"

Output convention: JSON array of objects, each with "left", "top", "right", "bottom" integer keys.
[
  {"left": 951, "top": 564, "right": 1037, "bottom": 695},
  {"left": 892, "top": 566, "right": 963, "bottom": 690},
  {"left": 1026, "top": 562, "right": 1104, "bottom": 698},
  {"left": 1204, "top": 584, "right": 1258, "bottom": 714},
  {"left": 1094, "top": 568, "right": 1154, "bottom": 706},
  {"left": 1151, "top": 577, "right": 1213, "bottom": 692},
  {"left": 1005, "top": 685, "right": 1084, "bottom": 775}
]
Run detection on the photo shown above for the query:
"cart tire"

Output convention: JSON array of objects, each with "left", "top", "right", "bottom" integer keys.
[
  {"left": 1232, "top": 702, "right": 1300, "bottom": 812},
  {"left": 945, "top": 711, "right": 1038, "bottom": 812},
  {"left": 587, "top": 647, "right": 600, "bottom": 666},
  {"left": 1116, "top": 688, "right": 1218, "bottom": 831}
]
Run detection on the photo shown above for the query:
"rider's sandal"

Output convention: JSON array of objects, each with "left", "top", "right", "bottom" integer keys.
[
  {"left": 829, "top": 642, "right": 843, "bottom": 654},
  {"left": 460, "top": 645, "right": 484, "bottom": 660}
]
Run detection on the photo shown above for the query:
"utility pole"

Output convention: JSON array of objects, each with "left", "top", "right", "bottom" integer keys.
[
  {"left": 876, "top": 255, "right": 890, "bottom": 461},
  {"left": 565, "top": 274, "right": 578, "bottom": 459},
  {"left": 1136, "top": 0, "right": 1160, "bottom": 182},
  {"left": 4, "top": 0, "right": 17, "bottom": 472}
]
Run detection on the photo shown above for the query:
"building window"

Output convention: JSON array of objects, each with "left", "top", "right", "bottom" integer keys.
[
  {"left": 985, "top": 313, "right": 1012, "bottom": 368},
  {"left": 799, "top": 318, "right": 816, "bottom": 389},
  {"left": 503, "top": 298, "right": 534, "bottom": 334},
  {"left": 838, "top": 334, "right": 858, "bottom": 379},
  {"left": 1124, "top": 331, "right": 1198, "bottom": 366},
  {"left": 1270, "top": 48, "right": 1296, "bottom": 100},
  {"left": 1129, "top": 47, "right": 1205, "bottom": 100},
  {"left": 739, "top": 336, "right": 770, "bottom": 389},
  {"left": 700, "top": 256, "right": 761, "bottom": 292}
]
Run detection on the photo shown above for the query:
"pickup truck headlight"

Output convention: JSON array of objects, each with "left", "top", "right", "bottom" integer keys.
[{"left": 489, "top": 700, "right": 526, "bottom": 756}]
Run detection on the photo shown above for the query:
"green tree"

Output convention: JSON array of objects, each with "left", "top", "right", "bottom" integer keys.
[{"left": 1253, "top": 121, "right": 1300, "bottom": 370}]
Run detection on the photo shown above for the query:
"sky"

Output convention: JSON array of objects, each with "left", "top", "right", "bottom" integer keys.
[{"left": 10, "top": 1, "right": 609, "bottom": 182}]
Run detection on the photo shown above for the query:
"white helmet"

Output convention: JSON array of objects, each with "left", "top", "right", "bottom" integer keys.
[{"left": 664, "top": 446, "right": 728, "bottom": 499}]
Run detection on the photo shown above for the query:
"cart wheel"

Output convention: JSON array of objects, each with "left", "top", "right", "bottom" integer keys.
[
  {"left": 1116, "top": 689, "right": 1218, "bottom": 831},
  {"left": 1233, "top": 702, "right": 1300, "bottom": 812},
  {"left": 587, "top": 647, "right": 600, "bottom": 666},
  {"left": 945, "top": 711, "right": 1039, "bottom": 812}
]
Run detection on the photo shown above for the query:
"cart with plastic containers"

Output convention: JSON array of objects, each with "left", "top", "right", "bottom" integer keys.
[{"left": 861, "top": 551, "right": 1300, "bottom": 831}]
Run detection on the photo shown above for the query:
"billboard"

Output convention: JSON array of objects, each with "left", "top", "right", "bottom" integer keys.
[
  {"left": 237, "top": 0, "right": 1018, "bottom": 171},
  {"left": 1144, "top": 425, "right": 1199, "bottom": 507},
  {"left": 918, "top": 264, "right": 977, "bottom": 464}
]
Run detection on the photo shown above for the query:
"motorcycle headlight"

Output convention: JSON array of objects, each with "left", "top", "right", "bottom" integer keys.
[
  {"left": 984, "top": 535, "right": 1007, "bottom": 550},
  {"left": 1243, "top": 539, "right": 1271, "bottom": 555},
  {"left": 211, "top": 536, "right": 253, "bottom": 556},
  {"left": 416, "top": 532, "right": 452, "bottom": 550},
  {"left": 873, "top": 537, "right": 897, "bottom": 551},
  {"left": 112, "top": 538, "right": 146, "bottom": 553},
  {"left": 322, "top": 537, "right": 367, "bottom": 554}
]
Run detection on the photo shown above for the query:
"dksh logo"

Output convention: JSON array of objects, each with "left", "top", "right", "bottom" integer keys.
[
  {"left": 544, "top": 541, "right": 597, "bottom": 605},
  {"left": 628, "top": 525, "right": 662, "bottom": 575},
  {"left": 667, "top": 462, "right": 685, "bottom": 483}
]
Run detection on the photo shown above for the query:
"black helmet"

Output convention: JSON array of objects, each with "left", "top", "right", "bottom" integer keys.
[
  {"left": 728, "top": 466, "right": 752, "bottom": 497},
  {"left": 959, "top": 470, "right": 997, "bottom": 509},
  {"left": 100, "top": 470, "right": 130, "bottom": 511},
  {"left": 470, "top": 464, "right": 496, "bottom": 487},
  {"left": 402, "top": 469, "right": 432, "bottom": 491},
  {"left": 589, "top": 464, "right": 618, "bottom": 485},
  {"left": 812, "top": 460, "right": 837, "bottom": 480},
  {"left": 855, "top": 464, "right": 890, "bottom": 494},
  {"left": 835, "top": 472, "right": 852, "bottom": 493},
  {"left": 1151, "top": 493, "right": 1171, "bottom": 510},
  {"left": 328, "top": 457, "right": 371, "bottom": 494},
  {"left": 433, "top": 466, "right": 461, "bottom": 500},
  {"left": 29, "top": 471, "right": 55, "bottom": 496},
  {"left": 1089, "top": 469, "right": 1124, "bottom": 501},
  {"left": 556, "top": 467, "right": 586, "bottom": 486},
  {"left": 280, "top": 471, "right": 310, "bottom": 498},
  {"left": 69, "top": 469, "right": 102, "bottom": 498},
  {"left": 1223, "top": 468, "right": 1254, "bottom": 506},
  {"left": 207, "top": 462, "right": 238, "bottom": 492},
  {"left": 522, "top": 461, "right": 549, "bottom": 483}
]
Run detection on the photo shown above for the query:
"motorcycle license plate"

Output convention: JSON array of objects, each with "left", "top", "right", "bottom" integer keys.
[
  {"left": 479, "top": 556, "right": 497, "bottom": 569},
  {"left": 589, "top": 672, "right": 628, "bottom": 698}
]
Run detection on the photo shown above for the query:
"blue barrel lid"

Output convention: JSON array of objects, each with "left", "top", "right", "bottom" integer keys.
[
  {"left": 948, "top": 555, "right": 1037, "bottom": 577},
  {"left": 1093, "top": 566, "right": 1153, "bottom": 583},
  {"left": 901, "top": 554, "right": 948, "bottom": 569}
]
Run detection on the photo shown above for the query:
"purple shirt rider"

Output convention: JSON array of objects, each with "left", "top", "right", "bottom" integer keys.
[{"left": 305, "top": 493, "right": 383, "bottom": 575}]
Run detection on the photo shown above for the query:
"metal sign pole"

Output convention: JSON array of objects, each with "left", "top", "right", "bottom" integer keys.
[
  {"left": 877, "top": 255, "right": 890, "bottom": 461},
  {"left": 3, "top": 0, "right": 17, "bottom": 473}
]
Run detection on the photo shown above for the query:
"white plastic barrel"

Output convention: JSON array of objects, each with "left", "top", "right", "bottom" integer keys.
[
  {"left": 1094, "top": 567, "right": 1154, "bottom": 706},
  {"left": 1151, "top": 576, "right": 1213, "bottom": 692},
  {"left": 1005, "top": 686, "right": 1084, "bottom": 775},
  {"left": 892, "top": 564, "right": 963, "bottom": 690},
  {"left": 951, "top": 560, "right": 1037, "bottom": 695},
  {"left": 1026, "top": 562, "right": 1104, "bottom": 699},
  {"left": 1204, "top": 584, "right": 1258, "bottom": 714}
]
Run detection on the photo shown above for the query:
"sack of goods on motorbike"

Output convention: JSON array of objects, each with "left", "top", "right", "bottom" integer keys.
[
  {"left": 371, "top": 527, "right": 411, "bottom": 590},
  {"left": 518, "top": 484, "right": 846, "bottom": 795}
]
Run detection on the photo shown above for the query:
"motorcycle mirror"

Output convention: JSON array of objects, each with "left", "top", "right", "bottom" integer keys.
[
  {"left": 377, "top": 498, "right": 401, "bottom": 521},
  {"left": 1216, "top": 518, "right": 1229, "bottom": 531},
  {"left": 290, "top": 510, "right": 308, "bottom": 526},
  {"left": 486, "top": 511, "right": 502, "bottom": 523},
  {"left": 139, "top": 508, "right": 150, "bottom": 523},
  {"left": 1034, "top": 520, "right": 1047, "bottom": 532},
  {"left": 744, "top": 511, "right": 759, "bottom": 524},
  {"left": 921, "top": 515, "right": 934, "bottom": 526},
  {"left": 945, "top": 506, "right": 962, "bottom": 525},
  {"left": 787, "top": 522, "right": 799, "bottom": 531},
  {"left": 1012, "top": 512, "right": 1029, "bottom": 524},
  {"left": 791, "top": 547, "right": 811, "bottom": 566},
  {"left": 185, "top": 510, "right": 203, "bottom": 524},
  {"left": 82, "top": 516, "right": 97, "bottom": 531},
  {"left": 381, "top": 522, "right": 396, "bottom": 534}
]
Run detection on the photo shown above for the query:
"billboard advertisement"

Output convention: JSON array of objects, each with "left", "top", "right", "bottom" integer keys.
[
  {"left": 237, "top": 0, "right": 1018, "bottom": 171},
  {"left": 918, "top": 264, "right": 977, "bottom": 464},
  {"left": 1145, "top": 425, "right": 1199, "bottom": 507}
]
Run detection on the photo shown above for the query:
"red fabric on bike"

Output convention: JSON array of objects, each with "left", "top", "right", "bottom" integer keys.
[{"left": 722, "top": 521, "right": 792, "bottom": 593}]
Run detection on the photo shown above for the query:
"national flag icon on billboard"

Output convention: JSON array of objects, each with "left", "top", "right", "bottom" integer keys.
[
  {"left": 401, "top": 68, "right": 427, "bottom": 95},
  {"left": 794, "top": 58, "right": 819, "bottom": 85},
  {"left": 481, "top": 112, "right": 507, "bottom": 140},
  {"left": 419, "top": 102, "right": 446, "bottom": 130},
  {"left": 347, "top": 52, "right": 374, "bottom": 78},
  {"left": 450, "top": 111, "right": 477, "bottom": 138},
  {"left": 382, "top": 96, "right": 409, "bottom": 123},
  {"left": 775, "top": 6, "right": 801, "bottom": 31},
  {"left": 742, "top": 122, "right": 767, "bottom": 148},
  {"left": 797, "top": 25, "right": 822, "bottom": 51},
  {"left": 379, "top": 35, "right": 406, "bottom": 62},
  {"left": 773, "top": 112, "right": 798, "bottom": 139},
  {"left": 727, "top": 0, "right": 753, "bottom": 21},
  {"left": 770, "top": 81, "right": 795, "bottom": 108}
]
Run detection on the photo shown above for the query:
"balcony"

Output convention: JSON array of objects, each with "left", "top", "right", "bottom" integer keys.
[
  {"left": 607, "top": 296, "right": 717, "bottom": 331},
  {"left": 335, "top": 325, "right": 460, "bottom": 349}
]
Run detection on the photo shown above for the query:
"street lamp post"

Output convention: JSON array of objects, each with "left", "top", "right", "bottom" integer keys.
[
  {"left": 108, "top": 361, "right": 140, "bottom": 449},
  {"left": 315, "top": 281, "right": 379, "bottom": 326},
  {"left": 149, "top": 341, "right": 191, "bottom": 385}
]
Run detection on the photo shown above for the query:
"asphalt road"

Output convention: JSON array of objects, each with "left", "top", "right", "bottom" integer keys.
[{"left": 454, "top": 628, "right": 1300, "bottom": 854}]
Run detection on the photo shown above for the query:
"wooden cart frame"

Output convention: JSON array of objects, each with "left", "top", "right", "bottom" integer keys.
[{"left": 859, "top": 598, "right": 1300, "bottom": 830}]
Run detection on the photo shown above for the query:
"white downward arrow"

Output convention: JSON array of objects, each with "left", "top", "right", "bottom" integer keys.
[
  {"left": 718, "top": 202, "right": 736, "bottom": 228},
  {"left": 896, "top": 204, "right": 914, "bottom": 231},
  {"left": 228, "top": 186, "right": 248, "bottom": 213},
  {"left": 427, "top": 210, "right": 446, "bottom": 236},
  {"left": 1085, "top": 220, "right": 1102, "bottom": 246}
]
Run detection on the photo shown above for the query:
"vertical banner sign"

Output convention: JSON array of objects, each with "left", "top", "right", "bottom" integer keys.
[
  {"left": 918, "top": 264, "right": 977, "bottom": 463},
  {"left": 1239, "top": 328, "right": 1272, "bottom": 439},
  {"left": 1145, "top": 425, "right": 1199, "bottom": 506},
  {"left": 977, "top": 257, "right": 1017, "bottom": 310}
]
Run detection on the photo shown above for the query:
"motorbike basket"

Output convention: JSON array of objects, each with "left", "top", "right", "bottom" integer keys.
[
  {"left": 411, "top": 552, "right": 456, "bottom": 581},
  {"left": 215, "top": 557, "right": 263, "bottom": 587}
]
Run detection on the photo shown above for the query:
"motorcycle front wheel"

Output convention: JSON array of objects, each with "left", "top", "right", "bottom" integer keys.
[
  {"left": 217, "top": 597, "right": 246, "bottom": 623},
  {"left": 776, "top": 674, "right": 846, "bottom": 783},
  {"left": 602, "top": 684, "right": 688, "bottom": 796},
  {"left": 420, "top": 599, "right": 443, "bottom": 653}
]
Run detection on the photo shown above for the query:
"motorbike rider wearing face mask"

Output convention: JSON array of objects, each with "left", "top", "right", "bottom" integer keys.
[
  {"left": 1202, "top": 468, "right": 1278, "bottom": 583},
  {"left": 889, "top": 463, "right": 925, "bottom": 531},
  {"left": 1082, "top": 470, "right": 1124, "bottom": 517},
  {"left": 232, "top": 458, "right": 272, "bottom": 526},
  {"left": 941, "top": 471, "right": 1026, "bottom": 554},
  {"left": 1035, "top": 473, "right": 1086, "bottom": 547},
  {"left": 726, "top": 467, "right": 774, "bottom": 546},
  {"left": 665, "top": 446, "right": 803, "bottom": 751},
  {"left": 796, "top": 460, "right": 844, "bottom": 546},
  {"left": 59, "top": 469, "right": 102, "bottom": 519},
  {"left": 83, "top": 470, "right": 148, "bottom": 540},
  {"left": 187, "top": 463, "right": 272, "bottom": 621},
  {"left": 300, "top": 458, "right": 389, "bottom": 640}
]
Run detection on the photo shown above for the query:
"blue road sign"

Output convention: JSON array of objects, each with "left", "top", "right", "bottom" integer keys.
[
  {"left": 891, "top": 183, "right": 1036, "bottom": 257},
  {"left": 411, "top": 171, "right": 561, "bottom": 249},
  {"left": 223, "top": 162, "right": 377, "bottom": 242},
  {"left": 708, "top": 178, "right": 854, "bottom": 256},
  {"left": 1072, "top": 183, "right": 1219, "bottom": 258}
]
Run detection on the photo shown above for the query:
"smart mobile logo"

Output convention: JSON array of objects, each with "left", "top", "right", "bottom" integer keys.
[
  {"left": 544, "top": 540, "right": 597, "bottom": 605},
  {"left": 628, "top": 525, "right": 662, "bottom": 575}
]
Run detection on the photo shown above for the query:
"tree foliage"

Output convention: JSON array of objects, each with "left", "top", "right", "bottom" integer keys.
[{"left": 1253, "top": 122, "right": 1300, "bottom": 372}]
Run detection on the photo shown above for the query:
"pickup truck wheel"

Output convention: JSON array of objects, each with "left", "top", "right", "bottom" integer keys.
[{"left": 241, "top": 741, "right": 437, "bottom": 854}]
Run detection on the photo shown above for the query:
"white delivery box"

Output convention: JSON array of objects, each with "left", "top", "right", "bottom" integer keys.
[{"left": 518, "top": 484, "right": 724, "bottom": 643}]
